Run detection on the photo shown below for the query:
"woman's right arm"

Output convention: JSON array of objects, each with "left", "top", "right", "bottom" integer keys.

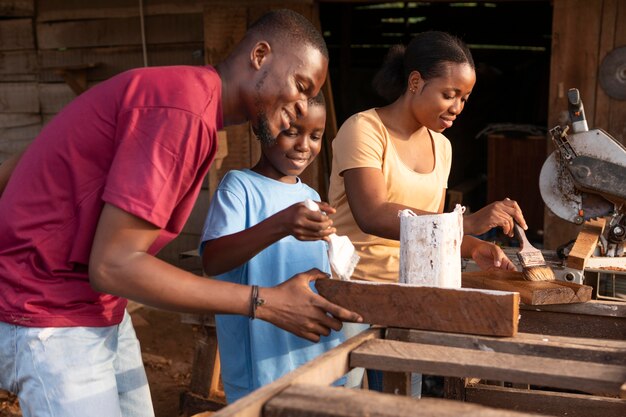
[{"left": 343, "top": 167, "right": 437, "bottom": 240}]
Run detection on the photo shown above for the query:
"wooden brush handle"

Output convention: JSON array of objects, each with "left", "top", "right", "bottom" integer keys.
[{"left": 513, "top": 222, "right": 532, "bottom": 250}]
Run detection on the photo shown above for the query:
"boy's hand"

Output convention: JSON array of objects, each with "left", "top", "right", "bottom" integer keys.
[
  {"left": 255, "top": 269, "right": 363, "bottom": 342},
  {"left": 276, "top": 201, "right": 337, "bottom": 241}
]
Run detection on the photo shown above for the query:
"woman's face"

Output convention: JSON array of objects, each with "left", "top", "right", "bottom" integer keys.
[{"left": 409, "top": 62, "right": 476, "bottom": 132}]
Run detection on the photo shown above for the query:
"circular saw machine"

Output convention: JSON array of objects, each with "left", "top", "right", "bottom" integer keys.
[{"left": 540, "top": 89, "right": 626, "bottom": 284}]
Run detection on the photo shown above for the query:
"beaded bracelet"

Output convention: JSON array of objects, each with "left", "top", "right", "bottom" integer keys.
[{"left": 249, "top": 285, "right": 265, "bottom": 320}]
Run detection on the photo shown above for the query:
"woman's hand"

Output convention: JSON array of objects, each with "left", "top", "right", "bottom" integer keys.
[
  {"left": 274, "top": 201, "right": 336, "bottom": 241},
  {"left": 470, "top": 240, "right": 517, "bottom": 271},
  {"left": 464, "top": 198, "right": 527, "bottom": 237},
  {"left": 255, "top": 269, "right": 363, "bottom": 342}
]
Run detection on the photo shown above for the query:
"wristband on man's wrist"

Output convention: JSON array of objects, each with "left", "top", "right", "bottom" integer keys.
[{"left": 249, "top": 285, "right": 265, "bottom": 320}]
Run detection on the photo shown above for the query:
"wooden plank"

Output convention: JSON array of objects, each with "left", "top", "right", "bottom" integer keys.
[
  {"left": 0, "top": 0, "right": 33, "bottom": 17},
  {"left": 385, "top": 328, "right": 626, "bottom": 365},
  {"left": 0, "top": 18, "right": 34, "bottom": 51},
  {"left": 0, "top": 123, "right": 40, "bottom": 142},
  {"left": 462, "top": 270, "right": 592, "bottom": 305},
  {"left": 0, "top": 113, "right": 40, "bottom": 128},
  {"left": 518, "top": 303, "right": 626, "bottom": 340},
  {"left": 38, "top": 83, "right": 79, "bottom": 114},
  {"left": 264, "top": 384, "right": 546, "bottom": 417},
  {"left": 465, "top": 384, "right": 626, "bottom": 417},
  {"left": 520, "top": 299, "right": 626, "bottom": 318},
  {"left": 593, "top": 0, "right": 617, "bottom": 131},
  {"left": 315, "top": 279, "right": 519, "bottom": 337},
  {"left": 38, "top": 43, "right": 205, "bottom": 83},
  {"left": 36, "top": 14, "right": 203, "bottom": 50},
  {"left": 37, "top": 0, "right": 204, "bottom": 22},
  {"left": 545, "top": 0, "right": 604, "bottom": 250},
  {"left": 0, "top": 82, "right": 38, "bottom": 113},
  {"left": 585, "top": 257, "right": 626, "bottom": 269},
  {"left": 350, "top": 339, "right": 626, "bottom": 396},
  {"left": 0, "top": 50, "right": 37, "bottom": 75},
  {"left": 566, "top": 218, "right": 606, "bottom": 270},
  {"left": 210, "top": 328, "right": 383, "bottom": 417}
]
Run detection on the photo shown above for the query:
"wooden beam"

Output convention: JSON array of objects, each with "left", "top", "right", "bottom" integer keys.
[
  {"left": 263, "top": 384, "right": 545, "bottom": 417},
  {"left": 519, "top": 301, "right": 626, "bottom": 340},
  {"left": 0, "top": 18, "right": 34, "bottom": 51},
  {"left": 0, "top": 0, "right": 34, "bottom": 17},
  {"left": 350, "top": 339, "right": 626, "bottom": 396},
  {"left": 465, "top": 384, "right": 626, "bottom": 417},
  {"left": 315, "top": 279, "right": 519, "bottom": 337},
  {"left": 210, "top": 328, "right": 383, "bottom": 417},
  {"left": 462, "top": 270, "right": 592, "bottom": 305},
  {"left": 566, "top": 218, "right": 606, "bottom": 270},
  {"left": 385, "top": 328, "right": 626, "bottom": 365}
]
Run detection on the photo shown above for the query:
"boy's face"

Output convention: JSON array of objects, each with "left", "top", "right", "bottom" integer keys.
[{"left": 255, "top": 104, "right": 326, "bottom": 183}]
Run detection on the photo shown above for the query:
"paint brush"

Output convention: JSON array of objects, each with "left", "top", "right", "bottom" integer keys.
[
  {"left": 513, "top": 222, "right": 556, "bottom": 281},
  {"left": 304, "top": 199, "right": 359, "bottom": 281}
]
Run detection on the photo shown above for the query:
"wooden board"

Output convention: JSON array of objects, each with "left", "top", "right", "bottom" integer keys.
[
  {"left": 519, "top": 301, "right": 626, "bottom": 340},
  {"left": 0, "top": 0, "right": 34, "bottom": 17},
  {"left": 386, "top": 328, "right": 626, "bottom": 366},
  {"left": 36, "top": 14, "right": 203, "bottom": 50},
  {"left": 351, "top": 339, "right": 626, "bottom": 396},
  {"left": 0, "top": 83, "right": 39, "bottom": 113},
  {"left": 208, "top": 328, "right": 382, "bottom": 417},
  {"left": 465, "top": 384, "right": 626, "bottom": 417},
  {"left": 566, "top": 218, "right": 606, "bottom": 270},
  {"left": 0, "top": 18, "right": 34, "bottom": 51},
  {"left": 462, "top": 270, "right": 592, "bottom": 305},
  {"left": 315, "top": 279, "right": 519, "bottom": 337},
  {"left": 264, "top": 384, "right": 545, "bottom": 417}
]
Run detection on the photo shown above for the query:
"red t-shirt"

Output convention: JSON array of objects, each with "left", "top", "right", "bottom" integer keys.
[{"left": 0, "top": 65, "right": 222, "bottom": 327}]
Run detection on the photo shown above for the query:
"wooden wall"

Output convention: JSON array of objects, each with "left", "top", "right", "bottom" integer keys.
[
  {"left": 544, "top": 0, "right": 626, "bottom": 249},
  {"left": 0, "top": 0, "right": 208, "bottom": 268}
]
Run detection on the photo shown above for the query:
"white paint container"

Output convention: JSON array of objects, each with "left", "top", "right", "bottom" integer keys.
[{"left": 399, "top": 205, "right": 465, "bottom": 288}]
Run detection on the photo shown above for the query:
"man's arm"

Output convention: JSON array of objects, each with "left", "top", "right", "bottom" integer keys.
[
  {"left": 0, "top": 148, "right": 27, "bottom": 197},
  {"left": 89, "top": 203, "right": 361, "bottom": 341}
]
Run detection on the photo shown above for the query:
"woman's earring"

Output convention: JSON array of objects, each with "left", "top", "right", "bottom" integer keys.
[{"left": 409, "top": 87, "right": 416, "bottom": 93}]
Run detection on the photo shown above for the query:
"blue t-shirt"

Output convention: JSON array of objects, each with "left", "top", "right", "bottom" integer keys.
[{"left": 200, "top": 169, "right": 344, "bottom": 403}]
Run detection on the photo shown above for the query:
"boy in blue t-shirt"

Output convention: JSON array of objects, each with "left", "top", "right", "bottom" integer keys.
[{"left": 199, "top": 93, "right": 343, "bottom": 403}]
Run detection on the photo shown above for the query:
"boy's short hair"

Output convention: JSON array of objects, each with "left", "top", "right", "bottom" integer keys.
[{"left": 308, "top": 91, "right": 326, "bottom": 108}]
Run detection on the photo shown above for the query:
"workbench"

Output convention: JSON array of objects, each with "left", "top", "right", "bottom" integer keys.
[{"left": 188, "top": 309, "right": 625, "bottom": 417}]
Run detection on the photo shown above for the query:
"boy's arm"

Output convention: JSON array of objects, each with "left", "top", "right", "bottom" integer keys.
[
  {"left": 202, "top": 201, "right": 336, "bottom": 276},
  {"left": 90, "top": 203, "right": 361, "bottom": 341}
]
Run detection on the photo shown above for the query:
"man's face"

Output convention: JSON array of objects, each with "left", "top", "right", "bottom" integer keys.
[{"left": 250, "top": 44, "right": 328, "bottom": 145}]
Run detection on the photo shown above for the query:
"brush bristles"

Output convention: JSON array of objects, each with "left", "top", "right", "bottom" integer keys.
[{"left": 522, "top": 266, "right": 556, "bottom": 281}]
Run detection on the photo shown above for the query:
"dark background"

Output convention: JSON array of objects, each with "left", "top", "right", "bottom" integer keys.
[{"left": 319, "top": 1, "right": 552, "bottom": 242}]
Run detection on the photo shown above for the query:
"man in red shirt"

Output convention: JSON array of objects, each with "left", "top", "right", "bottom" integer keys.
[{"left": 0, "top": 9, "right": 361, "bottom": 417}]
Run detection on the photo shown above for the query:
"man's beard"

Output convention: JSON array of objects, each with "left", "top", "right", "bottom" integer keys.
[
  {"left": 252, "top": 111, "right": 276, "bottom": 146},
  {"left": 252, "top": 70, "right": 277, "bottom": 146}
]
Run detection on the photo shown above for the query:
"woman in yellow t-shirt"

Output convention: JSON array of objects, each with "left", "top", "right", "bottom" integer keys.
[
  {"left": 329, "top": 31, "right": 527, "bottom": 283},
  {"left": 329, "top": 30, "right": 528, "bottom": 393}
]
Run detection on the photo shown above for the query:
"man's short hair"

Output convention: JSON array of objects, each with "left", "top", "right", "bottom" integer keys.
[{"left": 247, "top": 9, "right": 328, "bottom": 59}]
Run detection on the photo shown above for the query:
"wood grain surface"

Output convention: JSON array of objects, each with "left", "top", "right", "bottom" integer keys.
[
  {"left": 462, "top": 270, "right": 592, "bottom": 305},
  {"left": 315, "top": 279, "right": 519, "bottom": 337}
]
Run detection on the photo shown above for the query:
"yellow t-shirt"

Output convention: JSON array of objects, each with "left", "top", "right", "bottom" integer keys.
[{"left": 328, "top": 108, "right": 452, "bottom": 282}]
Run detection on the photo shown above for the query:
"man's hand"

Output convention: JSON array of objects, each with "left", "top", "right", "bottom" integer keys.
[
  {"left": 471, "top": 241, "right": 517, "bottom": 271},
  {"left": 255, "top": 268, "right": 363, "bottom": 342},
  {"left": 464, "top": 198, "right": 527, "bottom": 237}
]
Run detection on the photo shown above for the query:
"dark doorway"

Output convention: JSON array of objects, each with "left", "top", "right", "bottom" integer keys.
[{"left": 319, "top": 1, "right": 552, "bottom": 240}]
